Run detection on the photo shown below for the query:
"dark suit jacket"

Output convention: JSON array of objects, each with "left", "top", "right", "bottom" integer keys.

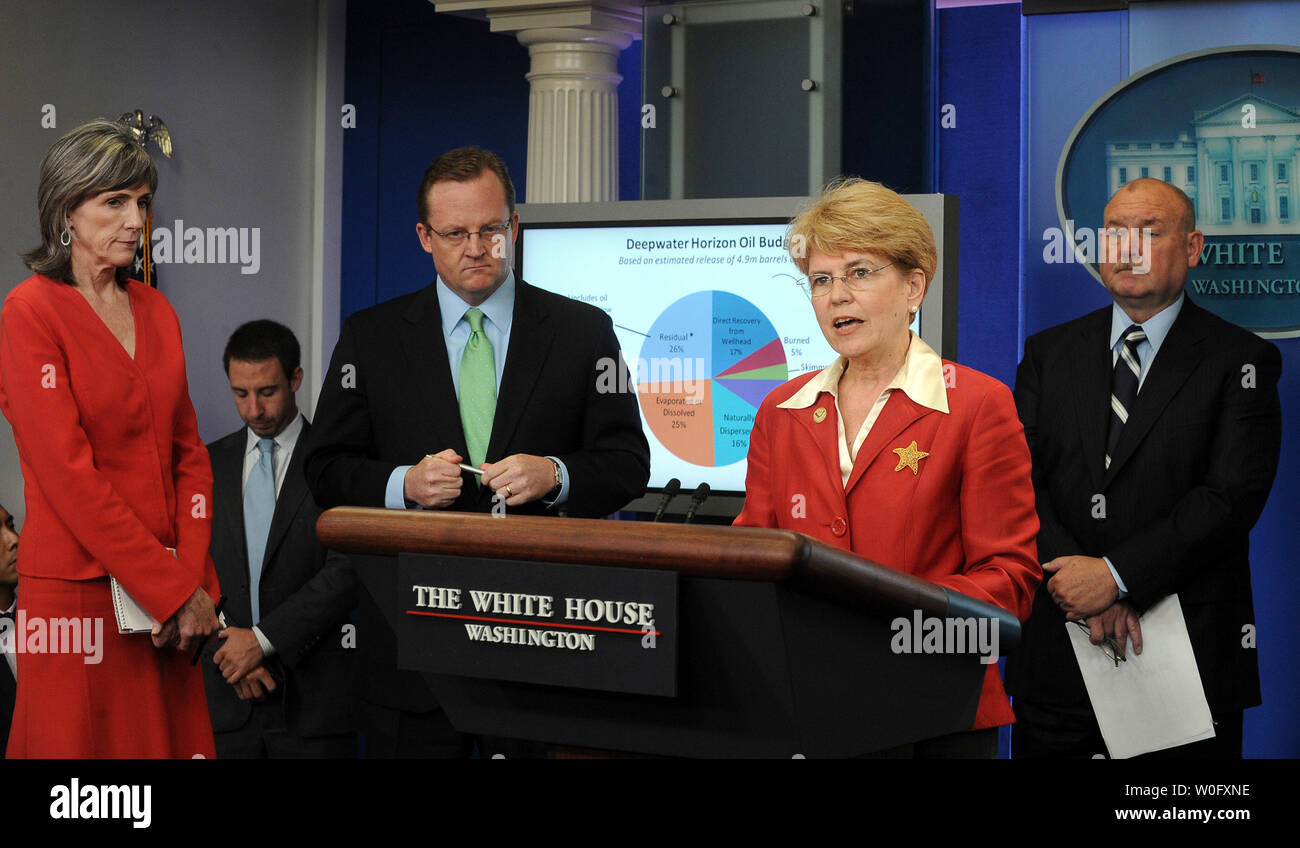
[
  {"left": 203, "top": 417, "right": 357, "bottom": 738},
  {"left": 0, "top": 655, "right": 13, "bottom": 755},
  {"left": 1006, "top": 297, "right": 1282, "bottom": 714},
  {"left": 303, "top": 280, "right": 650, "bottom": 711}
]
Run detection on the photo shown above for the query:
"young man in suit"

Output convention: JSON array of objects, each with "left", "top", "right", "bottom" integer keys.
[
  {"left": 1008, "top": 178, "right": 1282, "bottom": 758},
  {"left": 304, "top": 147, "right": 650, "bottom": 757},
  {"left": 204, "top": 320, "right": 357, "bottom": 758},
  {"left": 0, "top": 503, "right": 19, "bottom": 754}
]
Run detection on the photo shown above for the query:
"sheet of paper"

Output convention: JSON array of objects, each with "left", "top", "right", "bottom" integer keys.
[{"left": 1066, "top": 593, "right": 1215, "bottom": 759}]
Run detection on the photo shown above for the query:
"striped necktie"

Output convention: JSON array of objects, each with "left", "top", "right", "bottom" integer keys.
[
  {"left": 1106, "top": 324, "right": 1146, "bottom": 470},
  {"left": 459, "top": 307, "right": 497, "bottom": 470}
]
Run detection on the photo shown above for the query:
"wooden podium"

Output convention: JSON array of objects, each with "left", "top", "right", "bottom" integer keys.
[{"left": 318, "top": 507, "right": 1020, "bottom": 757}]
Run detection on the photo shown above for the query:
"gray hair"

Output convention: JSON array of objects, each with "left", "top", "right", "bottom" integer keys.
[{"left": 22, "top": 119, "right": 158, "bottom": 287}]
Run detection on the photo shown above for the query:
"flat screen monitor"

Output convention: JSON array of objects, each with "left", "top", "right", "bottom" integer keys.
[{"left": 517, "top": 196, "right": 957, "bottom": 507}]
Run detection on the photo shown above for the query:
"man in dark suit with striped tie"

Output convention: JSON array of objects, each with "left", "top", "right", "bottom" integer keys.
[
  {"left": 0, "top": 502, "right": 19, "bottom": 755},
  {"left": 1007, "top": 178, "right": 1282, "bottom": 758}
]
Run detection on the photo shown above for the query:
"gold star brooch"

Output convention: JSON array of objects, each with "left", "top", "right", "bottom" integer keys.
[{"left": 892, "top": 440, "right": 930, "bottom": 475}]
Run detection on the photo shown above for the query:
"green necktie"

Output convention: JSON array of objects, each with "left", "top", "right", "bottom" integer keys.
[{"left": 458, "top": 307, "right": 497, "bottom": 469}]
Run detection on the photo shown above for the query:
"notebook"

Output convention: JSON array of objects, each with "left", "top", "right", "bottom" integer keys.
[{"left": 108, "top": 546, "right": 176, "bottom": 634}]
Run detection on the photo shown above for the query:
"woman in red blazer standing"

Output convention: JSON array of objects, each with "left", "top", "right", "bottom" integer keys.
[
  {"left": 0, "top": 120, "right": 220, "bottom": 757},
  {"left": 734, "top": 178, "right": 1041, "bottom": 757}
]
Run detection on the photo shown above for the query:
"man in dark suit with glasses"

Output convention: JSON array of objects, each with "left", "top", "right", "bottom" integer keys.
[{"left": 304, "top": 146, "right": 649, "bottom": 757}]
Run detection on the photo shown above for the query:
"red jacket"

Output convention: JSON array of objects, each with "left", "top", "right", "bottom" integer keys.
[
  {"left": 735, "top": 358, "right": 1041, "bottom": 729},
  {"left": 0, "top": 275, "right": 218, "bottom": 621}
]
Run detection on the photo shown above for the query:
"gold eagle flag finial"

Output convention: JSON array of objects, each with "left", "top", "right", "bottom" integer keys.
[{"left": 116, "top": 110, "right": 172, "bottom": 158}]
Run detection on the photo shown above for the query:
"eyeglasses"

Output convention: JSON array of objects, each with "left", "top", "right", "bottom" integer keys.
[
  {"left": 425, "top": 221, "right": 512, "bottom": 245},
  {"left": 1070, "top": 620, "right": 1127, "bottom": 667},
  {"left": 801, "top": 262, "right": 895, "bottom": 298}
]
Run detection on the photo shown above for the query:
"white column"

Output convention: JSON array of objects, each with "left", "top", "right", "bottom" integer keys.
[
  {"left": 1292, "top": 136, "right": 1299, "bottom": 220},
  {"left": 517, "top": 27, "right": 631, "bottom": 202},
  {"left": 434, "top": 2, "right": 642, "bottom": 203},
  {"left": 1229, "top": 136, "right": 1239, "bottom": 222},
  {"left": 1264, "top": 135, "right": 1275, "bottom": 223},
  {"left": 1197, "top": 139, "right": 1210, "bottom": 221}
]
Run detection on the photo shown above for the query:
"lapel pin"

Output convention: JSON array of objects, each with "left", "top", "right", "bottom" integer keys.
[
  {"left": 813, "top": 407, "right": 827, "bottom": 423},
  {"left": 892, "top": 440, "right": 930, "bottom": 475}
]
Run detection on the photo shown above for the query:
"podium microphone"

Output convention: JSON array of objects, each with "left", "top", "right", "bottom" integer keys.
[
  {"left": 683, "top": 482, "right": 711, "bottom": 524},
  {"left": 652, "top": 478, "right": 682, "bottom": 523}
]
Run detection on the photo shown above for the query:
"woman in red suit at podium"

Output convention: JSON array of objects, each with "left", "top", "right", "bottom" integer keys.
[
  {"left": 0, "top": 120, "right": 220, "bottom": 757},
  {"left": 734, "top": 178, "right": 1041, "bottom": 757}
]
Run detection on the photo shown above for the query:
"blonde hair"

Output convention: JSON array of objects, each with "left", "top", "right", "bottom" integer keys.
[{"left": 788, "top": 177, "right": 937, "bottom": 288}]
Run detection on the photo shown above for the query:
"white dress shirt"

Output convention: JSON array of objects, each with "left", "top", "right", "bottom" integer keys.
[
  {"left": 777, "top": 332, "right": 949, "bottom": 486},
  {"left": 1, "top": 598, "right": 15, "bottom": 678}
]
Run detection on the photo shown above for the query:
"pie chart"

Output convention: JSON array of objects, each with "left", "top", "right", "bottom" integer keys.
[{"left": 638, "top": 291, "right": 788, "bottom": 466}]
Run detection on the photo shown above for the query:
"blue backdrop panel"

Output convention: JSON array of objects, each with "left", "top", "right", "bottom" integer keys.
[
  {"left": 1024, "top": 10, "right": 1127, "bottom": 335},
  {"left": 342, "top": 0, "right": 530, "bottom": 318},
  {"left": 619, "top": 38, "right": 642, "bottom": 202},
  {"left": 342, "top": 0, "right": 644, "bottom": 320},
  {"left": 938, "top": 1, "right": 1023, "bottom": 388}
]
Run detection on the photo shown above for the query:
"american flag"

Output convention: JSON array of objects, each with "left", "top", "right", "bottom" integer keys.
[
  {"left": 132, "top": 207, "right": 157, "bottom": 288},
  {"left": 117, "top": 110, "right": 171, "bottom": 288}
]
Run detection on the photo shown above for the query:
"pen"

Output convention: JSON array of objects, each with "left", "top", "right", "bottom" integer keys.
[{"left": 423, "top": 455, "right": 484, "bottom": 476}]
